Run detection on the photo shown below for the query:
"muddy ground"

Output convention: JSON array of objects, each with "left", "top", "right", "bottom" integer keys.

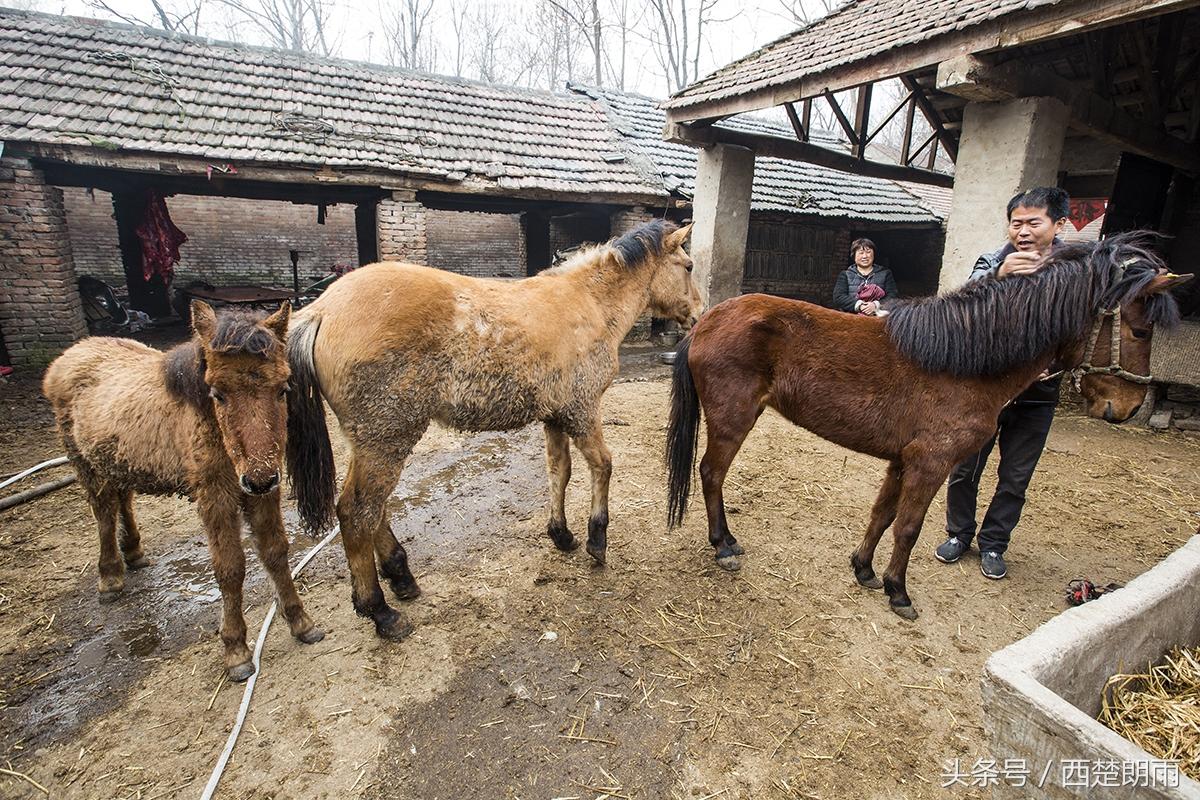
[{"left": 1, "top": 340, "right": 1198, "bottom": 799}]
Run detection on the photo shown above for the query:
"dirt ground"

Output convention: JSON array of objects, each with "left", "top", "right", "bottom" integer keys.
[{"left": 1, "top": 341, "right": 1198, "bottom": 800}]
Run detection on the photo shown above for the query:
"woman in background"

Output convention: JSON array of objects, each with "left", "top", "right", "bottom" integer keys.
[{"left": 832, "top": 238, "right": 899, "bottom": 315}]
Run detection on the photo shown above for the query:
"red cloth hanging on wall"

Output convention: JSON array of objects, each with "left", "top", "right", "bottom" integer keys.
[{"left": 134, "top": 189, "right": 188, "bottom": 283}]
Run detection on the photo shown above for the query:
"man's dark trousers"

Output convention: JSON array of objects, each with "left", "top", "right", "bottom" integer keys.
[{"left": 945, "top": 402, "right": 1056, "bottom": 555}]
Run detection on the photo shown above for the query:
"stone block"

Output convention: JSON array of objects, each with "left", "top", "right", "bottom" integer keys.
[{"left": 1148, "top": 409, "right": 1173, "bottom": 430}]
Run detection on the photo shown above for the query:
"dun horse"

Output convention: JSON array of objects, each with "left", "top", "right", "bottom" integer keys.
[
  {"left": 43, "top": 301, "right": 324, "bottom": 680},
  {"left": 287, "top": 219, "right": 703, "bottom": 638},
  {"left": 666, "top": 235, "right": 1190, "bottom": 620}
]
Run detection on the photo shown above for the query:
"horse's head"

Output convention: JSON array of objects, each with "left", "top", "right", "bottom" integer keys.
[
  {"left": 191, "top": 300, "right": 292, "bottom": 494},
  {"left": 646, "top": 222, "right": 703, "bottom": 329},
  {"left": 1067, "top": 238, "right": 1192, "bottom": 423}
]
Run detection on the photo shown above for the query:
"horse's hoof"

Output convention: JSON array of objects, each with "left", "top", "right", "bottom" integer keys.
[
  {"left": 715, "top": 554, "right": 742, "bottom": 571},
  {"left": 586, "top": 542, "right": 607, "bottom": 566},
  {"left": 390, "top": 580, "right": 422, "bottom": 601},
  {"left": 856, "top": 574, "right": 884, "bottom": 590},
  {"left": 375, "top": 611, "right": 413, "bottom": 641},
  {"left": 548, "top": 522, "right": 578, "bottom": 552},
  {"left": 227, "top": 661, "right": 256, "bottom": 683},
  {"left": 297, "top": 626, "right": 326, "bottom": 645},
  {"left": 890, "top": 603, "right": 919, "bottom": 621},
  {"left": 98, "top": 588, "right": 123, "bottom": 604},
  {"left": 726, "top": 541, "right": 745, "bottom": 556},
  {"left": 125, "top": 555, "right": 152, "bottom": 570}
]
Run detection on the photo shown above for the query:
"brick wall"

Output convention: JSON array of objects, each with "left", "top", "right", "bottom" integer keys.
[
  {"left": 426, "top": 208, "right": 525, "bottom": 278},
  {"left": 549, "top": 212, "right": 610, "bottom": 259},
  {"left": 0, "top": 157, "right": 88, "bottom": 367},
  {"left": 62, "top": 187, "right": 359, "bottom": 289}
]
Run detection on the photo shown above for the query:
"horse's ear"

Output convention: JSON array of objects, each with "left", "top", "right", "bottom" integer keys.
[
  {"left": 263, "top": 301, "right": 291, "bottom": 341},
  {"left": 666, "top": 223, "right": 693, "bottom": 250},
  {"left": 1145, "top": 272, "right": 1194, "bottom": 294},
  {"left": 191, "top": 300, "right": 216, "bottom": 343}
]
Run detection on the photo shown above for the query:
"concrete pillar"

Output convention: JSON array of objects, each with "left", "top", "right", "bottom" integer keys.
[
  {"left": 0, "top": 157, "right": 88, "bottom": 368},
  {"left": 376, "top": 190, "right": 427, "bottom": 264},
  {"left": 940, "top": 97, "right": 1069, "bottom": 290},
  {"left": 691, "top": 143, "right": 755, "bottom": 307}
]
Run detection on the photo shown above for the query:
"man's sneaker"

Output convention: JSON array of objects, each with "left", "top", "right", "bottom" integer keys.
[
  {"left": 935, "top": 536, "right": 970, "bottom": 564},
  {"left": 981, "top": 551, "right": 1008, "bottom": 580}
]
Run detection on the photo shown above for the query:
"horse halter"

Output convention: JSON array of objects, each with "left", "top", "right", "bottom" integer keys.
[{"left": 1070, "top": 305, "right": 1153, "bottom": 390}]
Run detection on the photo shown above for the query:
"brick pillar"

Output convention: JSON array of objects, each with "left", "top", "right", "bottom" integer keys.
[
  {"left": 377, "top": 190, "right": 427, "bottom": 264},
  {"left": 0, "top": 157, "right": 87, "bottom": 368}
]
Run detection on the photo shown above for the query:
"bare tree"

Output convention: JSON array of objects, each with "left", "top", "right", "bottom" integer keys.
[
  {"left": 212, "top": 0, "right": 340, "bottom": 55},
  {"left": 541, "top": 0, "right": 603, "bottom": 87},
  {"left": 772, "top": 0, "right": 840, "bottom": 28},
  {"left": 527, "top": 2, "right": 576, "bottom": 90},
  {"left": 379, "top": 0, "right": 437, "bottom": 71},
  {"left": 602, "top": 0, "right": 644, "bottom": 91},
  {"left": 447, "top": 0, "right": 471, "bottom": 77},
  {"left": 641, "top": 0, "right": 737, "bottom": 94},
  {"left": 85, "top": 0, "right": 206, "bottom": 34}
]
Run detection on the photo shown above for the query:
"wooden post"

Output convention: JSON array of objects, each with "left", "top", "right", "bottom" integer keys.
[
  {"left": 112, "top": 190, "right": 171, "bottom": 317},
  {"left": 354, "top": 201, "right": 379, "bottom": 265}
]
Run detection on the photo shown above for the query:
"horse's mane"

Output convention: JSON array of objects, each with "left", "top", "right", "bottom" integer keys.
[
  {"left": 544, "top": 219, "right": 677, "bottom": 276},
  {"left": 164, "top": 308, "right": 282, "bottom": 408},
  {"left": 884, "top": 232, "right": 1178, "bottom": 378}
]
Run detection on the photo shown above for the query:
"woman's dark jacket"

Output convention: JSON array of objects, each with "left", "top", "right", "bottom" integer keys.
[{"left": 832, "top": 265, "right": 899, "bottom": 313}]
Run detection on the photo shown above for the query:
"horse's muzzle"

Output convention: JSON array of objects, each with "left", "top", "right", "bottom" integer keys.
[{"left": 241, "top": 473, "right": 280, "bottom": 495}]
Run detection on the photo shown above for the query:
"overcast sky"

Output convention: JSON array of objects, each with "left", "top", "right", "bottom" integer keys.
[{"left": 27, "top": 0, "right": 826, "bottom": 99}]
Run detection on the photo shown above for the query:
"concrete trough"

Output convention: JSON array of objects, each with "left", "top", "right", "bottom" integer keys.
[{"left": 982, "top": 534, "right": 1200, "bottom": 799}]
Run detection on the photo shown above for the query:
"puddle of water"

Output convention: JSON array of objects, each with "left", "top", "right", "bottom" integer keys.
[{"left": 388, "top": 427, "right": 546, "bottom": 552}]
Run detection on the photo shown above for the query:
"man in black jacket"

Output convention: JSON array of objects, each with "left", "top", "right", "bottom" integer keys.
[
  {"left": 832, "top": 238, "right": 899, "bottom": 315},
  {"left": 934, "top": 187, "right": 1070, "bottom": 580}
]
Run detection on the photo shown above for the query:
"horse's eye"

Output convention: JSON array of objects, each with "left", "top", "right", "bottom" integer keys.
[
  {"left": 278, "top": 386, "right": 289, "bottom": 399},
  {"left": 685, "top": 262, "right": 694, "bottom": 273},
  {"left": 1131, "top": 328, "right": 1151, "bottom": 340},
  {"left": 209, "top": 388, "right": 226, "bottom": 404}
]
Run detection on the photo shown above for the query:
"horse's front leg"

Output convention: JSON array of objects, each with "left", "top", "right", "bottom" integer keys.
[
  {"left": 543, "top": 422, "right": 577, "bottom": 552},
  {"left": 243, "top": 494, "right": 325, "bottom": 644},
  {"left": 118, "top": 490, "right": 151, "bottom": 570},
  {"left": 197, "top": 488, "right": 253, "bottom": 681},
  {"left": 572, "top": 420, "right": 612, "bottom": 565},
  {"left": 881, "top": 458, "right": 948, "bottom": 621},
  {"left": 851, "top": 461, "right": 902, "bottom": 591}
]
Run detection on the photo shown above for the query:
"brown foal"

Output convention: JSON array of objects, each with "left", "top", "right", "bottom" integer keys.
[
  {"left": 666, "top": 235, "right": 1190, "bottom": 619},
  {"left": 43, "top": 301, "right": 324, "bottom": 680}
]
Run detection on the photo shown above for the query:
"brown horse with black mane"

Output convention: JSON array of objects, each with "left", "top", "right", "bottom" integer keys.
[
  {"left": 43, "top": 301, "right": 324, "bottom": 680},
  {"left": 287, "top": 219, "right": 702, "bottom": 639},
  {"left": 666, "top": 234, "right": 1190, "bottom": 620}
]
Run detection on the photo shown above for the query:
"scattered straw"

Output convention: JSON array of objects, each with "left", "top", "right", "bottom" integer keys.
[{"left": 1099, "top": 646, "right": 1200, "bottom": 778}]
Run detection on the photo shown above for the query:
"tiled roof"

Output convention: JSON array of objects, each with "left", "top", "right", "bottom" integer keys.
[
  {"left": 664, "top": 0, "right": 1068, "bottom": 112},
  {"left": 0, "top": 9, "right": 664, "bottom": 198},
  {"left": 572, "top": 85, "right": 943, "bottom": 225}
]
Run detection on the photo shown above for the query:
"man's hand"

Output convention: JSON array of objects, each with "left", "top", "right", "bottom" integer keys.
[
  {"left": 997, "top": 250, "right": 1045, "bottom": 278},
  {"left": 861, "top": 300, "right": 880, "bottom": 316}
]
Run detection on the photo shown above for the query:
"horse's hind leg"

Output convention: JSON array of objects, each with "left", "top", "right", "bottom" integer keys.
[
  {"left": 118, "top": 491, "right": 150, "bottom": 570},
  {"left": 543, "top": 422, "right": 577, "bottom": 552},
  {"left": 572, "top": 419, "right": 612, "bottom": 565},
  {"left": 374, "top": 520, "right": 421, "bottom": 601},
  {"left": 698, "top": 398, "right": 761, "bottom": 571},
  {"left": 851, "top": 461, "right": 902, "bottom": 591},
  {"left": 86, "top": 483, "right": 124, "bottom": 601},
  {"left": 338, "top": 448, "right": 414, "bottom": 640},
  {"left": 243, "top": 494, "right": 324, "bottom": 645}
]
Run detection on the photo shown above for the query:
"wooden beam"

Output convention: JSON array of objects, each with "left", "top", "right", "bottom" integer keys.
[
  {"left": 664, "top": 121, "right": 954, "bottom": 188},
  {"left": 853, "top": 83, "right": 872, "bottom": 159},
  {"left": 900, "top": 95, "right": 916, "bottom": 165},
  {"left": 664, "top": 0, "right": 1200, "bottom": 124},
  {"left": 802, "top": 98, "right": 812, "bottom": 137},
  {"left": 900, "top": 75, "right": 959, "bottom": 162},
  {"left": 784, "top": 102, "right": 808, "bottom": 142},
  {"left": 935, "top": 54, "right": 1200, "bottom": 171},
  {"left": 865, "top": 90, "right": 914, "bottom": 146},
  {"left": 823, "top": 90, "right": 858, "bottom": 144}
]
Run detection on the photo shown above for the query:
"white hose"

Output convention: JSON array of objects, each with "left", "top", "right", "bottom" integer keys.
[
  {"left": 0, "top": 456, "right": 70, "bottom": 492},
  {"left": 200, "top": 525, "right": 341, "bottom": 800}
]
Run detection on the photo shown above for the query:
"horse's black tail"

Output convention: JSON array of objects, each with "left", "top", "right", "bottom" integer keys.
[
  {"left": 286, "top": 314, "right": 337, "bottom": 534},
  {"left": 666, "top": 334, "right": 701, "bottom": 529}
]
